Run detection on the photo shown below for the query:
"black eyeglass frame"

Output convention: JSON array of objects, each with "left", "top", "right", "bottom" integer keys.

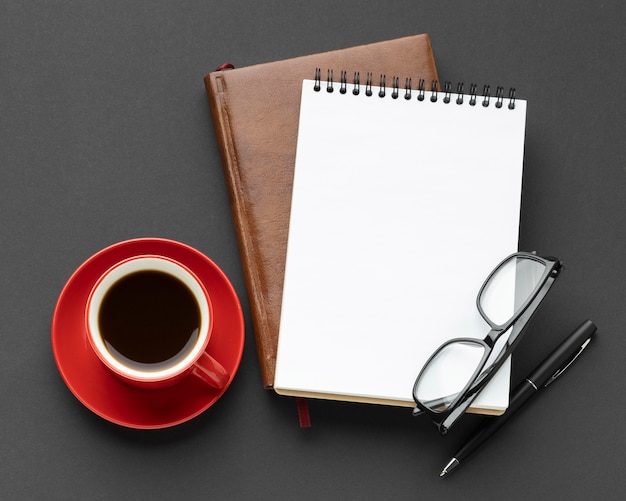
[{"left": 412, "top": 252, "right": 563, "bottom": 435}]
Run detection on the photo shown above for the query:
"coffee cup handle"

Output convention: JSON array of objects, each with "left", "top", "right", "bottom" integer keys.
[{"left": 191, "top": 352, "right": 229, "bottom": 389}]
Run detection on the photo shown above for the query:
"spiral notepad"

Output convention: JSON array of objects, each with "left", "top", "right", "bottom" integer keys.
[{"left": 274, "top": 70, "right": 527, "bottom": 413}]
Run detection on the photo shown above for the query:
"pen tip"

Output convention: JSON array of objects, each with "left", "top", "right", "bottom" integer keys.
[{"left": 440, "top": 458, "right": 459, "bottom": 477}]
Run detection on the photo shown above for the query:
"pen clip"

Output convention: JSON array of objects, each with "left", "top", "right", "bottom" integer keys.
[{"left": 543, "top": 338, "right": 592, "bottom": 387}]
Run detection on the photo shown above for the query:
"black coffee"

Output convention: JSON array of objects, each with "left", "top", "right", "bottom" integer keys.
[{"left": 99, "top": 270, "right": 201, "bottom": 370}]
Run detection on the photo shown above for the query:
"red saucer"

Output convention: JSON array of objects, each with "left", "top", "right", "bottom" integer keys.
[{"left": 51, "top": 238, "right": 245, "bottom": 429}]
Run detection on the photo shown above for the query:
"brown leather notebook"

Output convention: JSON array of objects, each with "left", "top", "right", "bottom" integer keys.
[{"left": 205, "top": 34, "right": 439, "bottom": 389}]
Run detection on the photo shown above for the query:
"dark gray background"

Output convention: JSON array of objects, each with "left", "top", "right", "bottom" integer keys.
[{"left": 1, "top": 1, "right": 624, "bottom": 499}]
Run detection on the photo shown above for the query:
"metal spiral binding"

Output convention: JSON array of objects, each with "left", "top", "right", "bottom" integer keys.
[
  {"left": 417, "top": 79, "right": 425, "bottom": 101},
  {"left": 352, "top": 72, "right": 360, "bottom": 96},
  {"left": 443, "top": 81, "right": 452, "bottom": 104},
  {"left": 365, "top": 73, "right": 373, "bottom": 97},
  {"left": 482, "top": 85, "right": 491, "bottom": 107},
  {"left": 378, "top": 75, "right": 386, "bottom": 98},
  {"left": 508, "top": 88, "right": 517, "bottom": 109},
  {"left": 313, "top": 68, "right": 518, "bottom": 109},
  {"left": 404, "top": 78, "right": 412, "bottom": 100},
  {"left": 391, "top": 77, "right": 400, "bottom": 99},
  {"left": 456, "top": 82, "right": 464, "bottom": 104},
  {"left": 469, "top": 83, "right": 477, "bottom": 106},
  {"left": 495, "top": 86, "right": 504, "bottom": 108},
  {"left": 430, "top": 80, "right": 439, "bottom": 102}
]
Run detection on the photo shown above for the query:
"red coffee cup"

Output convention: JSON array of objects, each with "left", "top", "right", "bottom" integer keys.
[{"left": 85, "top": 255, "right": 229, "bottom": 390}]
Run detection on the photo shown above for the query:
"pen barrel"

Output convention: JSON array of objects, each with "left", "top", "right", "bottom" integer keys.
[
  {"left": 527, "top": 320, "right": 596, "bottom": 387},
  {"left": 455, "top": 380, "right": 536, "bottom": 461},
  {"left": 507, "top": 379, "right": 537, "bottom": 413}
]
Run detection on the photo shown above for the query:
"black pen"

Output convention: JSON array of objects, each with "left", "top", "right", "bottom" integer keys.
[{"left": 440, "top": 319, "right": 597, "bottom": 477}]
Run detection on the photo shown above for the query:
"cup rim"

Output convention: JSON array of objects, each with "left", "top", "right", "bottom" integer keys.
[{"left": 85, "top": 255, "right": 212, "bottom": 382}]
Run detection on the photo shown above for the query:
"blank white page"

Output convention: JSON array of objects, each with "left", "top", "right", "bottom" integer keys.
[{"left": 274, "top": 79, "right": 527, "bottom": 412}]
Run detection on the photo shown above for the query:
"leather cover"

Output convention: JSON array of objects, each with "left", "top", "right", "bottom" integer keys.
[{"left": 205, "top": 34, "right": 439, "bottom": 389}]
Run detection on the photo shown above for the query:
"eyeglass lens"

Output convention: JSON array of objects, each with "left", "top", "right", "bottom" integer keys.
[
  {"left": 414, "top": 340, "right": 486, "bottom": 412},
  {"left": 479, "top": 256, "right": 546, "bottom": 325}
]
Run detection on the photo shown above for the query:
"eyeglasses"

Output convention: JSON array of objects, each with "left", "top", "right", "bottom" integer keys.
[{"left": 412, "top": 252, "right": 563, "bottom": 435}]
